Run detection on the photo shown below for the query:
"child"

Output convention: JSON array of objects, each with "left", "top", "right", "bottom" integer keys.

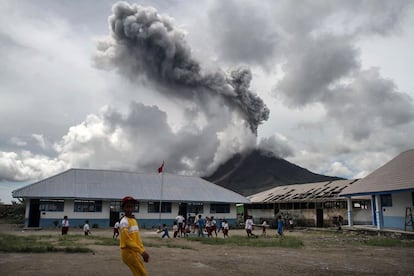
[
  {"left": 61, "top": 215, "right": 69, "bottom": 235},
  {"left": 197, "top": 214, "right": 205, "bottom": 237},
  {"left": 119, "top": 196, "right": 150, "bottom": 276},
  {"left": 205, "top": 217, "right": 212, "bottom": 237},
  {"left": 211, "top": 216, "right": 217, "bottom": 237},
  {"left": 185, "top": 223, "right": 191, "bottom": 237},
  {"left": 288, "top": 218, "right": 294, "bottom": 231},
  {"left": 222, "top": 219, "right": 229, "bottom": 238},
  {"left": 83, "top": 220, "right": 91, "bottom": 236},
  {"left": 113, "top": 220, "right": 120, "bottom": 239},
  {"left": 173, "top": 222, "right": 179, "bottom": 238},
  {"left": 277, "top": 216, "right": 284, "bottom": 237},
  {"left": 261, "top": 220, "right": 268, "bottom": 237},
  {"left": 161, "top": 224, "right": 170, "bottom": 238},
  {"left": 193, "top": 213, "right": 199, "bottom": 233},
  {"left": 245, "top": 216, "right": 255, "bottom": 238}
]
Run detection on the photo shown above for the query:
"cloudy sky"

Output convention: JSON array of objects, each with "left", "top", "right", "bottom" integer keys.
[{"left": 1, "top": 0, "right": 414, "bottom": 203}]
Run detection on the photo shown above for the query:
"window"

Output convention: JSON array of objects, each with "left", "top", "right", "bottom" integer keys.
[
  {"left": 353, "top": 200, "right": 369, "bottom": 209},
  {"left": 109, "top": 201, "right": 139, "bottom": 212},
  {"left": 324, "top": 201, "right": 347, "bottom": 209},
  {"left": 187, "top": 203, "right": 204, "bottom": 214},
  {"left": 74, "top": 200, "right": 102, "bottom": 212},
  {"left": 39, "top": 199, "right": 64, "bottom": 212},
  {"left": 210, "top": 203, "right": 230, "bottom": 213},
  {"left": 380, "top": 194, "right": 392, "bottom": 207},
  {"left": 148, "top": 202, "right": 171, "bottom": 213},
  {"left": 109, "top": 201, "right": 122, "bottom": 212},
  {"left": 248, "top": 203, "right": 273, "bottom": 210}
]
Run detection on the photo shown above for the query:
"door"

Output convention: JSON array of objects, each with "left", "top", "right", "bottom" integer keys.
[
  {"left": 316, "top": 208, "right": 324, "bottom": 227},
  {"left": 28, "top": 199, "right": 40, "bottom": 227},
  {"left": 110, "top": 211, "right": 120, "bottom": 227},
  {"left": 178, "top": 203, "right": 187, "bottom": 220}
]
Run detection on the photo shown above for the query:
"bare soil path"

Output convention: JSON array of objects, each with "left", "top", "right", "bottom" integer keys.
[{"left": 0, "top": 223, "right": 413, "bottom": 276}]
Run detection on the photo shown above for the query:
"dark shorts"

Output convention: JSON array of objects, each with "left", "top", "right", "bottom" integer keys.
[{"left": 62, "top": 227, "right": 69, "bottom": 235}]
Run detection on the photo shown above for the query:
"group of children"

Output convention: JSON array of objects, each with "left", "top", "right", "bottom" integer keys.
[
  {"left": 160, "top": 214, "right": 230, "bottom": 239},
  {"left": 59, "top": 216, "right": 91, "bottom": 236},
  {"left": 245, "top": 215, "right": 290, "bottom": 238}
]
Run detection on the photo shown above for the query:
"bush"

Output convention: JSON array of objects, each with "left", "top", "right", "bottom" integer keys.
[{"left": 0, "top": 200, "right": 25, "bottom": 223}]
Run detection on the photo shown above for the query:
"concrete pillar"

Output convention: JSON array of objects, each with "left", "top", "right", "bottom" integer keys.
[
  {"left": 346, "top": 197, "right": 353, "bottom": 227},
  {"left": 375, "top": 194, "right": 382, "bottom": 230}
]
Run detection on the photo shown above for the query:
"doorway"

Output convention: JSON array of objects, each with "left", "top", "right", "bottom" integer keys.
[
  {"left": 178, "top": 203, "right": 187, "bottom": 219},
  {"left": 316, "top": 208, "right": 324, "bottom": 227},
  {"left": 28, "top": 199, "right": 40, "bottom": 227}
]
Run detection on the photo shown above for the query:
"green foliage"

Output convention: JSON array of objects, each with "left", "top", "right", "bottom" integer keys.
[{"left": 0, "top": 199, "right": 25, "bottom": 223}]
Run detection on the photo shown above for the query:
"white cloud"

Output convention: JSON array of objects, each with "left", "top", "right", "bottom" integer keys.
[{"left": 1, "top": 0, "right": 414, "bottom": 202}]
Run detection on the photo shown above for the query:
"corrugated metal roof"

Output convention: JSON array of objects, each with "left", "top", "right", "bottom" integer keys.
[
  {"left": 12, "top": 169, "right": 249, "bottom": 204},
  {"left": 340, "top": 149, "right": 414, "bottom": 196},
  {"left": 247, "top": 179, "right": 358, "bottom": 203}
]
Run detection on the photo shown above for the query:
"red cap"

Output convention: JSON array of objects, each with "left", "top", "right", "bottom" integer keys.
[{"left": 122, "top": 196, "right": 137, "bottom": 207}]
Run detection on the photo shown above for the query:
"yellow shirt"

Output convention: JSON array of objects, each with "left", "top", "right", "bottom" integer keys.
[{"left": 119, "top": 216, "right": 145, "bottom": 254}]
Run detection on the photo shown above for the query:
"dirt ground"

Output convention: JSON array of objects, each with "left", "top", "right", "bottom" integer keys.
[{"left": 0, "top": 223, "right": 413, "bottom": 276}]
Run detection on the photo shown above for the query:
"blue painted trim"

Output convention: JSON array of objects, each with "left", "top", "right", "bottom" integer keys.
[
  {"left": 383, "top": 216, "right": 406, "bottom": 230},
  {"left": 39, "top": 218, "right": 109, "bottom": 229}
]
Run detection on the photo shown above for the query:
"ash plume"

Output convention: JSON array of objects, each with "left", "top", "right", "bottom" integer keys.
[{"left": 94, "top": 1, "right": 269, "bottom": 134}]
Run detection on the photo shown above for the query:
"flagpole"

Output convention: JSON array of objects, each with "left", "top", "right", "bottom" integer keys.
[{"left": 158, "top": 162, "right": 165, "bottom": 226}]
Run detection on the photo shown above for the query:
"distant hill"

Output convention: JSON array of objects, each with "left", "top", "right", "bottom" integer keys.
[{"left": 204, "top": 149, "right": 342, "bottom": 196}]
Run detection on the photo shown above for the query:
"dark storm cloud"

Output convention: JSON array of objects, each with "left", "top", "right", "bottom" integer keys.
[
  {"left": 207, "top": 0, "right": 279, "bottom": 67},
  {"left": 94, "top": 1, "right": 269, "bottom": 134},
  {"left": 275, "top": 34, "right": 360, "bottom": 107},
  {"left": 325, "top": 68, "right": 414, "bottom": 140}
]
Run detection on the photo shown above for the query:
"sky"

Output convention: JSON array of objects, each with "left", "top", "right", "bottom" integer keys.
[{"left": 1, "top": 0, "right": 414, "bottom": 203}]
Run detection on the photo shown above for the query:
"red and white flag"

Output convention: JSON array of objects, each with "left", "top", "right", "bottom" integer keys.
[{"left": 158, "top": 161, "right": 164, "bottom": 174}]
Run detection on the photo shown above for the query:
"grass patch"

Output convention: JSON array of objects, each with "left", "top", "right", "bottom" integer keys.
[
  {"left": 145, "top": 238, "right": 194, "bottom": 250},
  {"left": 188, "top": 235, "right": 303, "bottom": 248},
  {"left": 363, "top": 238, "right": 414, "bottom": 247},
  {"left": 0, "top": 233, "right": 96, "bottom": 253},
  {"left": 164, "top": 242, "right": 194, "bottom": 250}
]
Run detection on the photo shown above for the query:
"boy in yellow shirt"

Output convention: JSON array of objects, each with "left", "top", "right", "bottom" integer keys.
[{"left": 120, "top": 196, "right": 150, "bottom": 275}]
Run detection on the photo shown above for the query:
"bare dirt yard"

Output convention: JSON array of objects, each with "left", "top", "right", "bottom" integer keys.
[{"left": 1, "top": 222, "right": 413, "bottom": 276}]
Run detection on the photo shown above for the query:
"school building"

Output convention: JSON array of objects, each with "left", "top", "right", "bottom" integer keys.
[
  {"left": 340, "top": 149, "right": 414, "bottom": 231},
  {"left": 12, "top": 168, "right": 249, "bottom": 229},
  {"left": 246, "top": 149, "right": 414, "bottom": 232},
  {"left": 246, "top": 179, "right": 372, "bottom": 228}
]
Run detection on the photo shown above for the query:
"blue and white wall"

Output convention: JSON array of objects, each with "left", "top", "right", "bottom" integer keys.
[
  {"left": 25, "top": 199, "right": 239, "bottom": 229},
  {"left": 381, "top": 191, "right": 413, "bottom": 230}
]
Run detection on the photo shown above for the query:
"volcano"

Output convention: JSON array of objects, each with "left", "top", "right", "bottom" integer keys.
[{"left": 204, "top": 149, "right": 342, "bottom": 196}]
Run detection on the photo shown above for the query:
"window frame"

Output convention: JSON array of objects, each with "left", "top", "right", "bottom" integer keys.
[
  {"left": 210, "top": 203, "right": 230, "bottom": 214},
  {"left": 147, "top": 202, "right": 172, "bottom": 213},
  {"left": 39, "top": 199, "right": 64, "bottom": 212},
  {"left": 73, "top": 199, "right": 103, "bottom": 212}
]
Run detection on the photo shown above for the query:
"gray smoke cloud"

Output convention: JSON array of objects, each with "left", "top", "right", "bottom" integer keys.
[{"left": 94, "top": 1, "right": 269, "bottom": 134}]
